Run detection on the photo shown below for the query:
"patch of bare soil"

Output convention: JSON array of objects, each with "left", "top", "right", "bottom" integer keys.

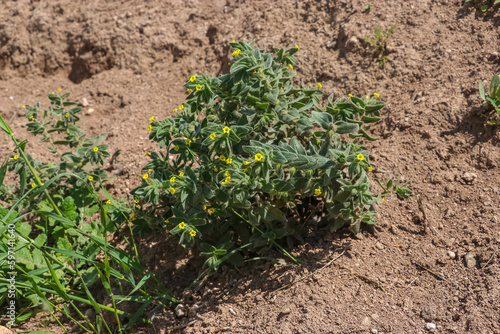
[{"left": 1, "top": 0, "right": 499, "bottom": 333}]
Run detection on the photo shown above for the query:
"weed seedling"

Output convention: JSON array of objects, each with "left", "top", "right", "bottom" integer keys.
[{"left": 363, "top": 25, "right": 397, "bottom": 68}]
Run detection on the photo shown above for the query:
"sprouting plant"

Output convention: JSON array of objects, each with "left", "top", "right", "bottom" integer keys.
[
  {"left": 133, "top": 41, "right": 409, "bottom": 272},
  {"left": 479, "top": 73, "right": 500, "bottom": 124},
  {"left": 363, "top": 25, "right": 397, "bottom": 68},
  {"left": 0, "top": 93, "right": 177, "bottom": 332},
  {"left": 364, "top": 3, "right": 373, "bottom": 12},
  {"left": 465, "top": 0, "right": 500, "bottom": 12}
]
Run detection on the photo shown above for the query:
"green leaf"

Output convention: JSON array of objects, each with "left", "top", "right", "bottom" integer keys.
[
  {"left": 479, "top": 80, "right": 486, "bottom": 101},
  {"left": 311, "top": 111, "right": 333, "bottom": 130},
  {"left": 216, "top": 189, "right": 229, "bottom": 202},
  {"left": 335, "top": 121, "right": 359, "bottom": 134},
  {"left": 491, "top": 74, "right": 500, "bottom": 98}
]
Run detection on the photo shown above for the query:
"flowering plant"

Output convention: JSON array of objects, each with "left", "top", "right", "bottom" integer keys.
[{"left": 133, "top": 41, "right": 408, "bottom": 267}]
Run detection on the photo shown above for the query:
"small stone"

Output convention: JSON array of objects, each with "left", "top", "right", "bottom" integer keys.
[
  {"left": 461, "top": 172, "right": 477, "bottom": 184},
  {"left": 426, "top": 323, "right": 436, "bottom": 330},
  {"left": 370, "top": 313, "right": 379, "bottom": 322},
  {"left": 371, "top": 329, "right": 378, "bottom": 334},
  {"left": 375, "top": 242, "right": 384, "bottom": 250},
  {"left": 175, "top": 304, "right": 186, "bottom": 317},
  {"left": 9, "top": 96, "right": 13, "bottom": 100},
  {"left": 280, "top": 303, "right": 291, "bottom": 315},
  {"left": 85, "top": 108, "right": 95, "bottom": 115},
  {"left": 361, "top": 316, "right": 372, "bottom": 327},
  {"left": 448, "top": 251, "right": 456, "bottom": 260},
  {"left": 82, "top": 98, "right": 89, "bottom": 107},
  {"left": 389, "top": 225, "right": 399, "bottom": 235},
  {"left": 345, "top": 36, "right": 360, "bottom": 52},
  {"left": 229, "top": 308, "right": 236, "bottom": 315},
  {"left": 0, "top": 326, "right": 13, "bottom": 334},
  {"left": 464, "top": 254, "right": 476, "bottom": 268}
]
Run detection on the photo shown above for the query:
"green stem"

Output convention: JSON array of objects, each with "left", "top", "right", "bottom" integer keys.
[
  {"left": 231, "top": 209, "right": 299, "bottom": 265},
  {"left": 0, "top": 113, "right": 63, "bottom": 217}
]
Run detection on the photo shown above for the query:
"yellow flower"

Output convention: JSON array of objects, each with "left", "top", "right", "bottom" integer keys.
[
  {"left": 174, "top": 145, "right": 180, "bottom": 151},
  {"left": 179, "top": 172, "right": 184, "bottom": 177},
  {"left": 144, "top": 151, "right": 150, "bottom": 157},
  {"left": 164, "top": 219, "right": 169, "bottom": 224},
  {"left": 148, "top": 125, "right": 153, "bottom": 131},
  {"left": 243, "top": 168, "right": 248, "bottom": 172},
  {"left": 228, "top": 62, "right": 231, "bottom": 66},
  {"left": 170, "top": 188, "right": 176, "bottom": 194},
  {"left": 142, "top": 174, "right": 149, "bottom": 179},
  {"left": 190, "top": 75, "right": 197, "bottom": 82},
  {"left": 134, "top": 199, "right": 140, "bottom": 204},
  {"left": 357, "top": 154, "right": 364, "bottom": 161},
  {"left": 173, "top": 108, "right": 178, "bottom": 113},
  {"left": 190, "top": 230, "right": 197, "bottom": 237},
  {"left": 226, "top": 158, "right": 233, "bottom": 164},
  {"left": 366, "top": 96, "right": 369, "bottom": 99},
  {"left": 88, "top": 176, "right": 94, "bottom": 181},
  {"left": 136, "top": 204, "right": 140, "bottom": 208},
  {"left": 185, "top": 139, "right": 192, "bottom": 145},
  {"left": 225, "top": 171, "right": 231, "bottom": 177},
  {"left": 382, "top": 198, "right": 386, "bottom": 202},
  {"left": 148, "top": 169, "right": 153, "bottom": 173},
  {"left": 14, "top": 155, "right": 19, "bottom": 160},
  {"left": 255, "top": 153, "right": 263, "bottom": 161},
  {"left": 214, "top": 167, "right": 218, "bottom": 172},
  {"left": 31, "top": 183, "right": 36, "bottom": 188},
  {"left": 289, "top": 64, "right": 293, "bottom": 70},
  {"left": 29, "top": 116, "right": 33, "bottom": 120},
  {"left": 210, "top": 133, "right": 217, "bottom": 140},
  {"left": 209, "top": 208, "right": 215, "bottom": 214},
  {"left": 220, "top": 155, "right": 226, "bottom": 161},
  {"left": 187, "top": 89, "right": 192, "bottom": 93},
  {"left": 243, "top": 161, "right": 251, "bottom": 165},
  {"left": 93, "top": 147, "right": 99, "bottom": 152},
  {"left": 232, "top": 39, "right": 235, "bottom": 43},
  {"left": 106, "top": 199, "right": 111, "bottom": 204},
  {"left": 203, "top": 205, "right": 207, "bottom": 210},
  {"left": 57, "top": 88, "right": 62, "bottom": 92},
  {"left": 22, "top": 105, "right": 25, "bottom": 108},
  {"left": 149, "top": 116, "right": 155, "bottom": 122},
  {"left": 348, "top": 94, "right": 352, "bottom": 99},
  {"left": 318, "top": 83, "right": 322, "bottom": 88},
  {"left": 196, "top": 84, "right": 203, "bottom": 91},
  {"left": 131, "top": 213, "right": 136, "bottom": 221},
  {"left": 223, "top": 126, "right": 231, "bottom": 134},
  {"left": 232, "top": 49, "right": 241, "bottom": 57},
  {"left": 179, "top": 222, "right": 186, "bottom": 229},
  {"left": 373, "top": 93, "right": 379, "bottom": 98},
  {"left": 315, "top": 188, "right": 322, "bottom": 196},
  {"left": 367, "top": 166, "right": 373, "bottom": 171},
  {"left": 65, "top": 113, "right": 69, "bottom": 118},
  {"left": 179, "top": 105, "right": 184, "bottom": 110},
  {"left": 170, "top": 176, "right": 177, "bottom": 183},
  {"left": 295, "top": 44, "right": 300, "bottom": 50},
  {"left": 225, "top": 176, "right": 231, "bottom": 183}
]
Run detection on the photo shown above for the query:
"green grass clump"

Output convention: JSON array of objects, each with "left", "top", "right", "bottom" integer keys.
[{"left": 0, "top": 94, "right": 176, "bottom": 333}]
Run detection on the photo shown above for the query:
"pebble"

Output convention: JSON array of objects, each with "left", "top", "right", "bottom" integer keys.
[
  {"left": 426, "top": 323, "right": 436, "bottom": 330},
  {"left": 448, "top": 251, "right": 456, "bottom": 260},
  {"left": 375, "top": 242, "right": 384, "bottom": 250},
  {"left": 371, "top": 329, "right": 378, "bottom": 334},
  {"left": 464, "top": 254, "right": 476, "bottom": 268},
  {"left": 175, "top": 304, "right": 186, "bottom": 317},
  {"left": 82, "top": 97, "right": 89, "bottom": 106},
  {"left": 0, "top": 326, "right": 13, "bottom": 334},
  {"left": 9, "top": 96, "right": 13, "bottom": 100},
  {"left": 229, "top": 308, "right": 236, "bottom": 315},
  {"left": 85, "top": 108, "right": 95, "bottom": 115},
  {"left": 361, "top": 316, "right": 372, "bottom": 327},
  {"left": 461, "top": 172, "right": 477, "bottom": 184}
]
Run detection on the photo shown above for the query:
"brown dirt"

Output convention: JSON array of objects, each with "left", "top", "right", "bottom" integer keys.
[{"left": 1, "top": 0, "right": 500, "bottom": 333}]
